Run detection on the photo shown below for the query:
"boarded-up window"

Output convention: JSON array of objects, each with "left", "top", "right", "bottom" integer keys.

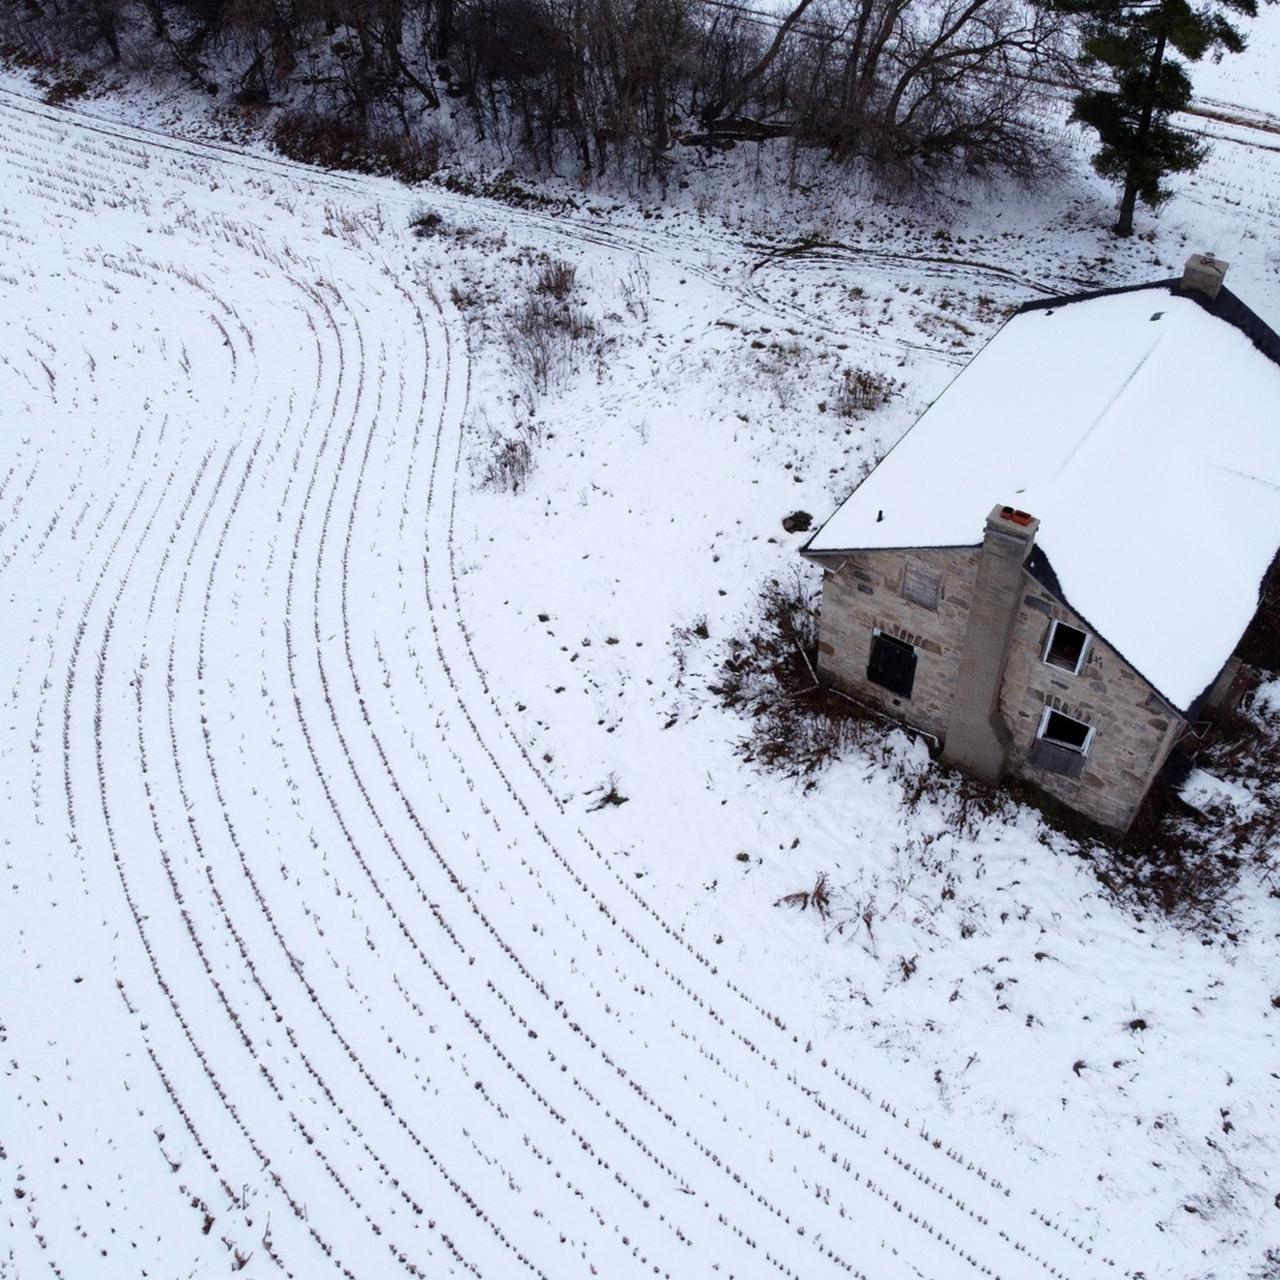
[
  {"left": 1029, "top": 737, "right": 1087, "bottom": 779},
  {"left": 867, "top": 631, "right": 917, "bottom": 698},
  {"left": 1030, "top": 708, "right": 1093, "bottom": 778},
  {"left": 901, "top": 557, "right": 941, "bottom": 610}
]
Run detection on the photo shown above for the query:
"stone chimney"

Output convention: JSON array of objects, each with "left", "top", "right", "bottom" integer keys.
[
  {"left": 1181, "top": 253, "right": 1229, "bottom": 300},
  {"left": 941, "top": 505, "right": 1038, "bottom": 783}
]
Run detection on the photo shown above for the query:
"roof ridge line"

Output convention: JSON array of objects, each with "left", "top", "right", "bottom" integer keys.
[{"left": 1048, "top": 328, "right": 1165, "bottom": 484}]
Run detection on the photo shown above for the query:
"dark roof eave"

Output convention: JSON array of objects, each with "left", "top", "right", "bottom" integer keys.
[
  {"left": 801, "top": 541, "right": 981, "bottom": 561},
  {"left": 1019, "top": 279, "right": 1280, "bottom": 372},
  {"left": 799, "top": 547, "right": 848, "bottom": 572}
]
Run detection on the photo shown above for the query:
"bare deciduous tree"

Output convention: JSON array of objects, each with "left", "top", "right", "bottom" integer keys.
[{"left": 2, "top": 0, "right": 1066, "bottom": 183}]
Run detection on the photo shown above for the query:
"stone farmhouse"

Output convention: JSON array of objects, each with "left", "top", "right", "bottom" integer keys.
[{"left": 802, "top": 255, "right": 1280, "bottom": 832}]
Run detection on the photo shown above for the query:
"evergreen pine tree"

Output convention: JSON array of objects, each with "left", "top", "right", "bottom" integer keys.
[{"left": 1063, "top": 0, "right": 1258, "bottom": 236}]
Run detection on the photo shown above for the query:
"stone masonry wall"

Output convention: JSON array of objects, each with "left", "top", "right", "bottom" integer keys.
[
  {"left": 815, "top": 550, "right": 1183, "bottom": 831},
  {"left": 999, "top": 582, "right": 1182, "bottom": 831},
  {"left": 815, "top": 546, "right": 979, "bottom": 740}
]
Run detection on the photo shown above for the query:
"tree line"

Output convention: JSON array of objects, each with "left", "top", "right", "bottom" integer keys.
[
  {"left": 1, "top": 0, "right": 1262, "bottom": 226},
  {"left": 2, "top": 0, "right": 1069, "bottom": 180}
]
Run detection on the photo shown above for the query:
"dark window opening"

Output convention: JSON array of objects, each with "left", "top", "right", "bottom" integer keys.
[
  {"left": 1044, "top": 621, "right": 1089, "bottom": 673},
  {"left": 1040, "top": 710, "right": 1090, "bottom": 752},
  {"left": 868, "top": 631, "right": 916, "bottom": 699}
]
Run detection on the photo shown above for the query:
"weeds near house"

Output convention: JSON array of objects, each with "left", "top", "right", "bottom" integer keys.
[
  {"left": 899, "top": 762, "right": 1009, "bottom": 841},
  {"left": 711, "top": 571, "right": 868, "bottom": 779},
  {"left": 1081, "top": 683, "right": 1280, "bottom": 924}
]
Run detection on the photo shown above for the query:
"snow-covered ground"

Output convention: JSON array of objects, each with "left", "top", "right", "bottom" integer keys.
[
  {"left": 1, "top": 20, "right": 1278, "bottom": 1279},
  {"left": 1193, "top": 12, "right": 1280, "bottom": 122}
]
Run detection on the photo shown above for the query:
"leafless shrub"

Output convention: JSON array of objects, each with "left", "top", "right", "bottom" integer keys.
[
  {"left": 435, "top": 168, "right": 572, "bottom": 212},
  {"left": 1250, "top": 1245, "right": 1280, "bottom": 1279},
  {"left": 450, "top": 283, "right": 480, "bottom": 314},
  {"left": 411, "top": 208, "right": 445, "bottom": 237},
  {"left": 841, "top": 892, "right": 880, "bottom": 955},
  {"left": 750, "top": 338, "right": 807, "bottom": 410},
  {"left": 620, "top": 260, "right": 650, "bottom": 322},
  {"left": 535, "top": 259, "right": 576, "bottom": 301},
  {"left": 586, "top": 773, "right": 628, "bottom": 811},
  {"left": 502, "top": 269, "right": 596, "bottom": 401},
  {"left": 776, "top": 871, "right": 833, "bottom": 918},
  {"left": 43, "top": 69, "right": 94, "bottom": 105},
  {"left": 834, "top": 367, "right": 896, "bottom": 418},
  {"left": 411, "top": 206, "right": 507, "bottom": 251},
  {"left": 673, "top": 613, "right": 710, "bottom": 643},
  {"left": 477, "top": 416, "right": 541, "bottom": 494},
  {"left": 273, "top": 112, "right": 439, "bottom": 182}
]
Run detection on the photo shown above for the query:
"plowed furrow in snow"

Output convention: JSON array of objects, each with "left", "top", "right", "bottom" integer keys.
[
  {"left": 0, "top": 90, "right": 1130, "bottom": 1280},
  {"left": 402, "top": 296, "right": 1111, "bottom": 1279}
]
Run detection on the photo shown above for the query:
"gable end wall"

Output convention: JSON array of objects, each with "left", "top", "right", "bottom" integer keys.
[
  {"left": 999, "top": 581, "right": 1183, "bottom": 830},
  {"left": 815, "top": 547, "right": 979, "bottom": 739},
  {"left": 816, "top": 552, "right": 1184, "bottom": 831}
]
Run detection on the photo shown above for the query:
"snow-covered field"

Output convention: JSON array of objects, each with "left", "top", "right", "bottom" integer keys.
[{"left": 1, "top": 26, "right": 1278, "bottom": 1280}]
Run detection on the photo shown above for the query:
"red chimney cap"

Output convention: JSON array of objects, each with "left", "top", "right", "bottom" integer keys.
[{"left": 999, "top": 505, "right": 1034, "bottom": 527}]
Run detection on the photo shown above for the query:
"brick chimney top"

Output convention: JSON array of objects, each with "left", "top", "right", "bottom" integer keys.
[
  {"left": 996, "top": 505, "right": 1034, "bottom": 528},
  {"left": 1181, "top": 253, "right": 1229, "bottom": 300},
  {"left": 987, "top": 503, "right": 1038, "bottom": 542}
]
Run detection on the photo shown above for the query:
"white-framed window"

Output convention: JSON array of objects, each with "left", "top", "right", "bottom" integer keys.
[
  {"left": 1036, "top": 706, "right": 1094, "bottom": 755},
  {"left": 901, "top": 556, "right": 942, "bottom": 610},
  {"left": 1042, "top": 620, "right": 1090, "bottom": 674}
]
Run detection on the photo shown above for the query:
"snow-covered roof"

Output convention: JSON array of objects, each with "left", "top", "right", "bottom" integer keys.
[{"left": 806, "top": 282, "right": 1280, "bottom": 714}]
